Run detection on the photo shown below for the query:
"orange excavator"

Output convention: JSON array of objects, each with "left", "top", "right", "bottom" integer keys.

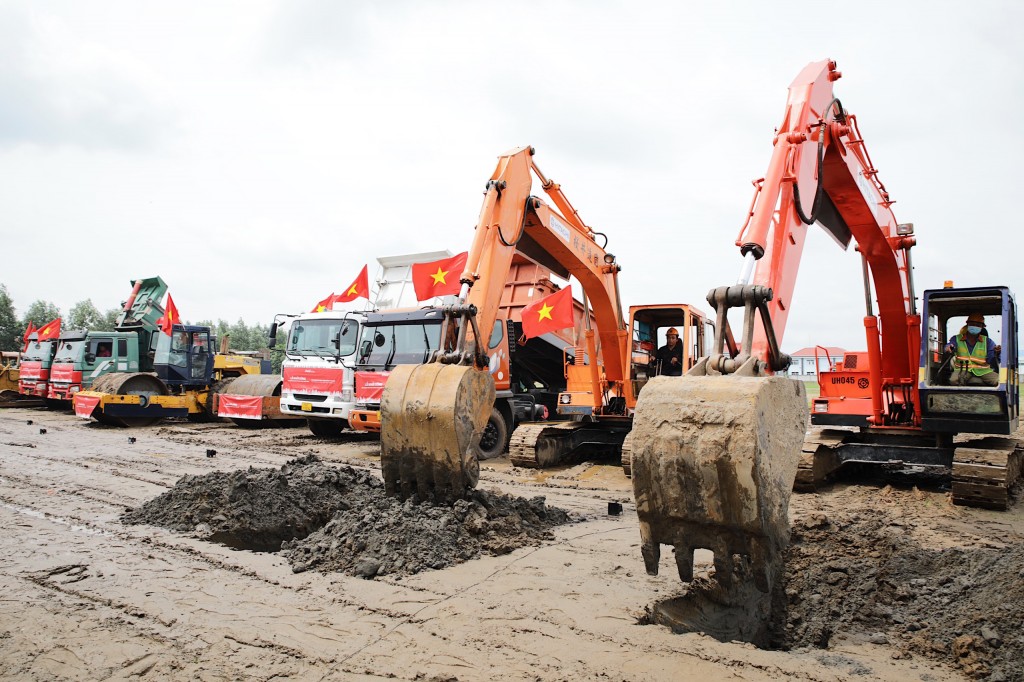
[
  {"left": 380, "top": 146, "right": 707, "bottom": 502},
  {"left": 631, "top": 59, "right": 1020, "bottom": 605}
]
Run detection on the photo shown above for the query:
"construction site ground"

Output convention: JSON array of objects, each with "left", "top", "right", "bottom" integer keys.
[{"left": 1, "top": 407, "right": 1022, "bottom": 681}]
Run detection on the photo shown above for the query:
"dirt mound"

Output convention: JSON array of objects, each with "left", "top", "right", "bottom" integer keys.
[
  {"left": 778, "top": 509, "right": 1024, "bottom": 680},
  {"left": 122, "top": 455, "right": 378, "bottom": 551},
  {"left": 122, "top": 456, "right": 573, "bottom": 578},
  {"left": 285, "top": 488, "right": 572, "bottom": 578}
]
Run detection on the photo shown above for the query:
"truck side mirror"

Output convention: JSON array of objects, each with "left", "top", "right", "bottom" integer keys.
[
  {"left": 85, "top": 353, "right": 96, "bottom": 364},
  {"left": 333, "top": 330, "right": 342, "bottom": 351},
  {"left": 268, "top": 322, "right": 278, "bottom": 349},
  {"left": 359, "top": 339, "right": 372, "bottom": 361}
]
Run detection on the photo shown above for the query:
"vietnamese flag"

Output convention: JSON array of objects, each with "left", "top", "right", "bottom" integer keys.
[
  {"left": 334, "top": 265, "right": 370, "bottom": 303},
  {"left": 158, "top": 294, "right": 180, "bottom": 336},
  {"left": 22, "top": 321, "right": 36, "bottom": 349},
  {"left": 311, "top": 293, "right": 336, "bottom": 313},
  {"left": 521, "top": 285, "right": 575, "bottom": 339},
  {"left": 37, "top": 317, "right": 61, "bottom": 341},
  {"left": 411, "top": 252, "right": 467, "bottom": 301}
]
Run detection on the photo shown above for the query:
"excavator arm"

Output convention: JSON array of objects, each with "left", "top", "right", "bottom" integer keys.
[
  {"left": 631, "top": 60, "right": 917, "bottom": 606},
  {"left": 381, "top": 146, "right": 627, "bottom": 502}
]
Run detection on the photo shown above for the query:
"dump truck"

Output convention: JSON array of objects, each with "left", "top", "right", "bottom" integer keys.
[
  {"left": 18, "top": 333, "right": 61, "bottom": 405},
  {"left": 46, "top": 278, "right": 170, "bottom": 406},
  {"left": 272, "top": 309, "right": 367, "bottom": 436}
]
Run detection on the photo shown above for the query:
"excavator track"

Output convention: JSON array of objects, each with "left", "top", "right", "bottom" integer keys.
[
  {"left": 620, "top": 431, "right": 633, "bottom": 477},
  {"left": 508, "top": 422, "right": 584, "bottom": 468},
  {"left": 951, "top": 437, "right": 1023, "bottom": 510},
  {"left": 794, "top": 427, "right": 848, "bottom": 492}
]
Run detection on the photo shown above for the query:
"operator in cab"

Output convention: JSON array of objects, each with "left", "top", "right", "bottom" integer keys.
[
  {"left": 946, "top": 313, "right": 1001, "bottom": 387},
  {"left": 655, "top": 327, "right": 684, "bottom": 377}
]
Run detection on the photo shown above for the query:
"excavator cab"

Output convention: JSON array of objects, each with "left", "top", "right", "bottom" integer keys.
[
  {"left": 626, "top": 305, "right": 712, "bottom": 395},
  {"left": 919, "top": 286, "right": 1018, "bottom": 434}
]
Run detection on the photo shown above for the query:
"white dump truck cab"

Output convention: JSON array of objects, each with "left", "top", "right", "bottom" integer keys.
[{"left": 278, "top": 310, "right": 365, "bottom": 437}]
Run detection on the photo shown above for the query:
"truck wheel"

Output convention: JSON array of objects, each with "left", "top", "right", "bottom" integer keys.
[
  {"left": 307, "top": 419, "right": 344, "bottom": 437},
  {"left": 477, "top": 407, "right": 509, "bottom": 460}
]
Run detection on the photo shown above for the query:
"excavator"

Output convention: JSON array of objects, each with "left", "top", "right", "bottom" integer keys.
[
  {"left": 631, "top": 59, "right": 1020, "bottom": 609},
  {"left": 379, "top": 146, "right": 706, "bottom": 501}
]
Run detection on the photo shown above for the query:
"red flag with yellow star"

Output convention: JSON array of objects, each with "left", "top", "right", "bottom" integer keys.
[
  {"left": 311, "top": 293, "right": 336, "bottom": 313},
  {"left": 37, "top": 317, "right": 62, "bottom": 341},
  {"left": 22, "top": 321, "right": 36, "bottom": 349},
  {"left": 411, "top": 252, "right": 467, "bottom": 301},
  {"left": 521, "top": 285, "right": 574, "bottom": 339},
  {"left": 158, "top": 294, "right": 180, "bottom": 336},
  {"left": 334, "top": 265, "right": 370, "bottom": 304}
]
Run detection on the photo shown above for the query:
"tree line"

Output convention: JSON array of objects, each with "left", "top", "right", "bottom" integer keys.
[{"left": 0, "top": 284, "right": 272, "bottom": 354}]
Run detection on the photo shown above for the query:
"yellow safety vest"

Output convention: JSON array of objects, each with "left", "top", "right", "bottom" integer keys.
[{"left": 956, "top": 333, "right": 993, "bottom": 376}]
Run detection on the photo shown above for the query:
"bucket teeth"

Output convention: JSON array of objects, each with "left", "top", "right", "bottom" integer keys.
[
  {"left": 381, "top": 363, "right": 494, "bottom": 504},
  {"left": 631, "top": 375, "right": 808, "bottom": 594}
]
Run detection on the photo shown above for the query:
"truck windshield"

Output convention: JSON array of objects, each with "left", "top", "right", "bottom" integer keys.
[
  {"left": 357, "top": 322, "right": 441, "bottom": 368},
  {"left": 53, "top": 340, "right": 83, "bottom": 363},
  {"left": 25, "top": 340, "right": 59, "bottom": 362},
  {"left": 288, "top": 318, "right": 360, "bottom": 357}
]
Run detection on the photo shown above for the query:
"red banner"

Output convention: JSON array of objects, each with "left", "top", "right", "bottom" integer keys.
[
  {"left": 19, "top": 361, "right": 45, "bottom": 380},
  {"left": 282, "top": 366, "right": 345, "bottom": 395},
  {"left": 74, "top": 394, "right": 101, "bottom": 419},
  {"left": 217, "top": 394, "right": 265, "bottom": 419},
  {"left": 49, "top": 363, "right": 78, "bottom": 383},
  {"left": 355, "top": 371, "right": 389, "bottom": 402}
]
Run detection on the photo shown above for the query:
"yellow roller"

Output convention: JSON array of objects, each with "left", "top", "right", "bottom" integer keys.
[
  {"left": 380, "top": 362, "right": 495, "bottom": 503},
  {"left": 630, "top": 374, "right": 808, "bottom": 594}
]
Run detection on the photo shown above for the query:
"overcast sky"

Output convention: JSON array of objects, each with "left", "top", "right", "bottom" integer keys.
[{"left": 2, "top": 0, "right": 1021, "bottom": 353}]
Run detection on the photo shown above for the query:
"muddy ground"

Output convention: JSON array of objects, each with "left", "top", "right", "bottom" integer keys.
[{"left": 1, "top": 408, "right": 1022, "bottom": 681}]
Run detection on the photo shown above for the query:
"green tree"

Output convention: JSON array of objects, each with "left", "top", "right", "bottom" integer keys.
[
  {"left": 68, "top": 299, "right": 104, "bottom": 331},
  {"left": 100, "top": 308, "right": 120, "bottom": 331},
  {"left": 22, "top": 300, "right": 62, "bottom": 329},
  {"left": 0, "top": 284, "right": 20, "bottom": 351}
]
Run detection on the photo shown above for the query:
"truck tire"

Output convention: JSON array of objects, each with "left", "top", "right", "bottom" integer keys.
[
  {"left": 477, "top": 407, "right": 509, "bottom": 461},
  {"left": 307, "top": 418, "right": 345, "bottom": 437}
]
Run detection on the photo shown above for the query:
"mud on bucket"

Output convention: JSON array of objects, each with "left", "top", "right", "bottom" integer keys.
[{"left": 380, "top": 363, "right": 496, "bottom": 504}]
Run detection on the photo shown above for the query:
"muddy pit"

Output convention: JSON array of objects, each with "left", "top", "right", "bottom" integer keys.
[
  {"left": 643, "top": 495, "right": 1024, "bottom": 681},
  {"left": 777, "top": 505, "right": 1024, "bottom": 681},
  {"left": 122, "top": 454, "right": 573, "bottom": 578}
]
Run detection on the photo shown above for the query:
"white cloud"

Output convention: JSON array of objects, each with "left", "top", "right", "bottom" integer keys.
[{"left": 1, "top": 0, "right": 1021, "bottom": 355}]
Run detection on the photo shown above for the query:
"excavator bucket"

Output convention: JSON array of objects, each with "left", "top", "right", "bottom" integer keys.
[
  {"left": 380, "top": 362, "right": 495, "bottom": 504},
  {"left": 631, "top": 374, "right": 807, "bottom": 594}
]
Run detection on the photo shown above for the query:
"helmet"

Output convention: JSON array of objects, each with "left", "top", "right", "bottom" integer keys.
[
  {"left": 966, "top": 313, "right": 986, "bottom": 325},
  {"left": 666, "top": 327, "right": 679, "bottom": 336}
]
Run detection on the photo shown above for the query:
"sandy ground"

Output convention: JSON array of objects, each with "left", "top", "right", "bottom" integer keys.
[{"left": 1, "top": 407, "right": 1019, "bottom": 681}]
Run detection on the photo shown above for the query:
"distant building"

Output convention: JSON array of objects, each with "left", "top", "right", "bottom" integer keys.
[{"left": 786, "top": 346, "right": 846, "bottom": 378}]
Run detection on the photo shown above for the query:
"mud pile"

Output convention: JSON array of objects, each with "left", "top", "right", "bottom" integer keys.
[
  {"left": 123, "top": 455, "right": 573, "bottom": 578},
  {"left": 122, "top": 455, "right": 380, "bottom": 551},
  {"left": 779, "top": 509, "right": 1024, "bottom": 680},
  {"left": 285, "top": 488, "right": 572, "bottom": 578}
]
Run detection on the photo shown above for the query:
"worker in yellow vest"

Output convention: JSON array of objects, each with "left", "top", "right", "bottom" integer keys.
[{"left": 945, "top": 313, "right": 1001, "bottom": 387}]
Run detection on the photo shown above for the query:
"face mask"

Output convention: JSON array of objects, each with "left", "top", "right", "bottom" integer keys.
[{"left": 967, "top": 325, "right": 983, "bottom": 335}]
